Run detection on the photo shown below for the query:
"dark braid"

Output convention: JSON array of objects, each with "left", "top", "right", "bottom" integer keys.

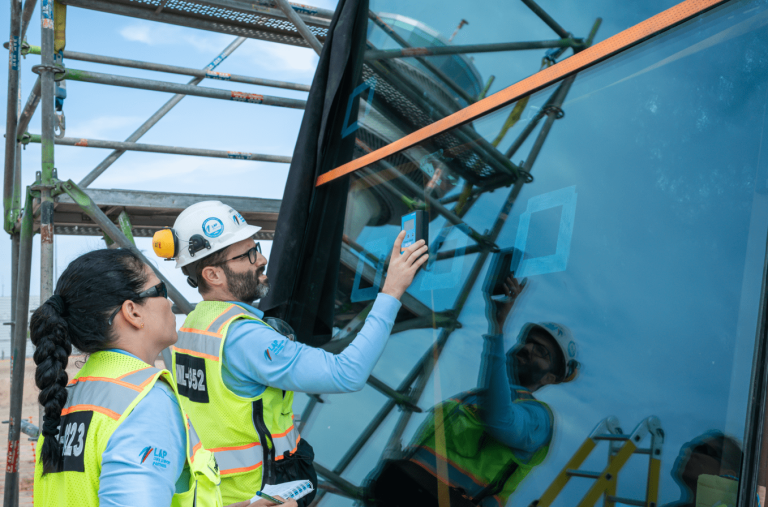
[
  {"left": 30, "top": 299, "right": 71, "bottom": 474},
  {"left": 30, "top": 249, "right": 148, "bottom": 475}
]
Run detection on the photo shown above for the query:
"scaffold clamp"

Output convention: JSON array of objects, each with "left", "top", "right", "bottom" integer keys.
[{"left": 31, "top": 63, "right": 67, "bottom": 81}]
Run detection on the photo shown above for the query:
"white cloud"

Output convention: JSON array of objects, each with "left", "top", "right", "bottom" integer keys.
[
  {"left": 119, "top": 25, "right": 154, "bottom": 45},
  {"left": 65, "top": 115, "right": 144, "bottom": 139},
  {"left": 118, "top": 23, "right": 230, "bottom": 54},
  {"left": 239, "top": 39, "right": 319, "bottom": 74},
  {"left": 94, "top": 155, "right": 289, "bottom": 196}
]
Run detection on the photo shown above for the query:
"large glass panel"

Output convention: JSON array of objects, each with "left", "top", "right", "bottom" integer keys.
[
  {"left": 301, "top": 1, "right": 768, "bottom": 505},
  {"left": 341, "top": 0, "right": 689, "bottom": 159}
]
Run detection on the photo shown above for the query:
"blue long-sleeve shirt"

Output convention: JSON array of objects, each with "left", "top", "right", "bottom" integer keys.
[
  {"left": 221, "top": 293, "right": 401, "bottom": 396},
  {"left": 99, "top": 349, "right": 188, "bottom": 507},
  {"left": 478, "top": 334, "right": 553, "bottom": 460}
]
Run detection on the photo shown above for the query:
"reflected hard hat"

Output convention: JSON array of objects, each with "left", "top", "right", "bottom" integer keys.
[
  {"left": 518, "top": 322, "right": 579, "bottom": 383},
  {"left": 158, "top": 201, "right": 261, "bottom": 268}
]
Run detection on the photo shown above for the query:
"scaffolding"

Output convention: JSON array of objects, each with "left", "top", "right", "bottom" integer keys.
[{"left": 2, "top": 0, "right": 599, "bottom": 505}]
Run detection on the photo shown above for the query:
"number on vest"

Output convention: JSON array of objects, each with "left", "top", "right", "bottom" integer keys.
[
  {"left": 175, "top": 353, "right": 210, "bottom": 403},
  {"left": 54, "top": 411, "right": 93, "bottom": 473},
  {"left": 62, "top": 421, "right": 85, "bottom": 457}
]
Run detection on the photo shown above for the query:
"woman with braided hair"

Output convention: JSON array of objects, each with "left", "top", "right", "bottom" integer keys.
[{"left": 31, "top": 248, "right": 294, "bottom": 507}]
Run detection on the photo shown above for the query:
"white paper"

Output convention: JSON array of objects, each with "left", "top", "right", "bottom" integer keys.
[{"left": 251, "top": 480, "right": 314, "bottom": 503}]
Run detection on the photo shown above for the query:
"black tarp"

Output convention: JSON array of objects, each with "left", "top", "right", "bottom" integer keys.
[{"left": 259, "top": 0, "right": 369, "bottom": 347}]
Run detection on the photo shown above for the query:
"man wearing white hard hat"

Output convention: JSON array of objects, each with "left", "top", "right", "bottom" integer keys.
[
  {"left": 152, "top": 201, "right": 428, "bottom": 506},
  {"left": 367, "top": 275, "right": 579, "bottom": 507}
]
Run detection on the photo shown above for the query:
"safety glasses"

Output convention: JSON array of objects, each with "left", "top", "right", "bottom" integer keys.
[
  {"left": 108, "top": 281, "right": 168, "bottom": 326},
  {"left": 529, "top": 340, "right": 552, "bottom": 363},
  {"left": 219, "top": 242, "right": 262, "bottom": 265}
]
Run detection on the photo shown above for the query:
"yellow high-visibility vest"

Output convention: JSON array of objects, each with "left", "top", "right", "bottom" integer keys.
[
  {"left": 173, "top": 301, "right": 299, "bottom": 504},
  {"left": 34, "top": 350, "right": 223, "bottom": 507},
  {"left": 409, "top": 389, "right": 551, "bottom": 507}
]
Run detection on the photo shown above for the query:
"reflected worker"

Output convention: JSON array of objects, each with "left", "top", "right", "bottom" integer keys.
[
  {"left": 366, "top": 275, "right": 579, "bottom": 507},
  {"left": 663, "top": 431, "right": 742, "bottom": 507},
  {"left": 152, "top": 201, "right": 428, "bottom": 506}
]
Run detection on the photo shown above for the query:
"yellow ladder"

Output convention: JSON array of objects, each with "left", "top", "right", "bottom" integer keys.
[{"left": 531, "top": 416, "right": 664, "bottom": 507}]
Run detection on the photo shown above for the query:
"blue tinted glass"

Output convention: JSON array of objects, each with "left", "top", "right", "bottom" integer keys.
[
  {"left": 341, "top": 0, "right": 688, "bottom": 155},
  {"left": 305, "top": 1, "right": 768, "bottom": 506}
]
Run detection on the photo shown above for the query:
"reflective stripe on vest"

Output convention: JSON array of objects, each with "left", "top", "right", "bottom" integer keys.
[
  {"left": 175, "top": 305, "right": 262, "bottom": 361},
  {"left": 209, "top": 422, "right": 299, "bottom": 475},
  {"left": 211, "top": 443, "right": 263, "bottom": 475},
  {"left": 63, "top": 366, "right": 164, "bottom": 419},
  {"left": 273, "top": 424, "right": 300, "bottom": 460},
  {"left": 411, "top": 446, "right": 504, "bottom": 507},
  {"left": 118, "top": 366, "right": 162, "bottom": 387},
  {"left": 206, "top": 305, "right": 250, "bottom": 334},
  {"left": 188, "top": 417, "right": 203, "bottom": 461},
  {"left": 175, "top": 331, "right": 222, "bottom": 362}
]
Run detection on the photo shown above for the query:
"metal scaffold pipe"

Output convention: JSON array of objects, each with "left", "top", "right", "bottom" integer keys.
[
  {"left": 26, "top": 134, "right": 293, "bottom": 164},
  {"left": 79, "top": 36, "right": 246, "bottom": 188},
  {"left": 274, "top": 0, "right": 323, "bottom": 56},
  {"left": 3, "top": 0, "right": 22, "bottom": 233},
  {"left": 521, "top": 0, "right": 570, "bottom": 38},
  {"left": 20, "top": 0, "right": 37, "bottom": 40},
  {"left": 20, "top": 47, "right": 312, "bottom": 92},
  {"left": 312, "top": 463, "right": 362, "bottom": 499},
  {"left": 365, "top": 38, "right": 583, "bottom": 60},
  {"left": 16, "top": 76, "right": 41, "bottom": 138},
  {"left": 60, "top": 68, "right": 308, "bottom": 109},
  {"left": 38, "top": 1, "right": 58, "bottom": 463},
  {"left": 2, "top": 188, "right": 33, "bottom": 507}
]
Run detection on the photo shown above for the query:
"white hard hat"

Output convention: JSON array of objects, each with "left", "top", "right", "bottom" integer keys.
[
  {"left": 517, "top": 322, "right": 579, "bottom": 383},
  {"left": 162, "top": 201, "right": 261, "bottom": 268}
]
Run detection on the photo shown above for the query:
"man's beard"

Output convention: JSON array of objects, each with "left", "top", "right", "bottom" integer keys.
[
  {"left": 222, "top": 264, "right": 269, "bottom": 303},
  {"left": 508, "top": 350, "right": 548, "bottom": 387}
]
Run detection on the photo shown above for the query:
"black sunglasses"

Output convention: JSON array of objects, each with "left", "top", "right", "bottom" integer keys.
[
  {"left": 215, "top": 243, "right": 262, "bottom": 266},
  {"left": 108, "top": 281, "right": 168, "bottom": 326}
]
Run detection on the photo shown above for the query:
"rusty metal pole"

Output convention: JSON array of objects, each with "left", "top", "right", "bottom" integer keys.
[
  {"left": 38, "top": 0, "right": 56, "bottom": 345},
  {"left": 3, "top": 0, "right": 22, "bottom": 234},
  {"left": 3, "top": 188, "right": 34, "bottom": 507}
]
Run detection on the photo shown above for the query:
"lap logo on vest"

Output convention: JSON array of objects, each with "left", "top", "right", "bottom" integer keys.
[
  {"left": 55, "top": 411, "right": 92, "bottom": 473},
  {"left": 176, "top": 353, "right": 210, "bottom": 403}
]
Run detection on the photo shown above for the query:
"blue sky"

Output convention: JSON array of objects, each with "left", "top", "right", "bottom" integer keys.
[{"left": 0, "top": 0, "right": 337, "bottom": 303}]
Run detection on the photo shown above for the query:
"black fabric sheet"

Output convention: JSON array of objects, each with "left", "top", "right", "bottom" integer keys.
[{"left": 259, "top": 0, "right": 369, "bottom": 347}]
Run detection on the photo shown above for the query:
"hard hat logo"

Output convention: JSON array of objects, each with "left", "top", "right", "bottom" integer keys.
[{"left": 202, "top": 217, "right": 224, "bottom": 238}]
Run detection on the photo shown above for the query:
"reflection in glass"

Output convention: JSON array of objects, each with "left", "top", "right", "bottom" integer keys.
[
  {"left": 301, "top": 1, "right": 768, "bottom": 505},
  {"left": 347, "top": 0, "right": 690, "bottom": 155},
  {"left": 346, "top": 1, "right": 602, "bottom": 166},
  {"left": 664, "top": 432, "right": 743, "bottom": 507}
]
